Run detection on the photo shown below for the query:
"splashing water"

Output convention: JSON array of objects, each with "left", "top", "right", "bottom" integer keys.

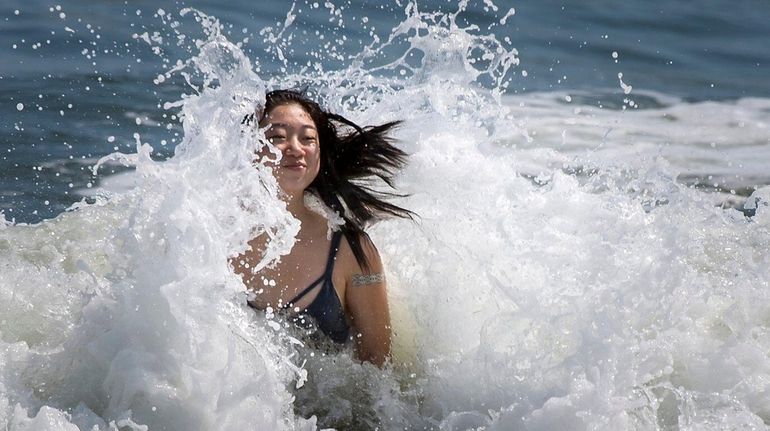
[{"left": 2, "top": 2, "right": 770, "bottom": 430}]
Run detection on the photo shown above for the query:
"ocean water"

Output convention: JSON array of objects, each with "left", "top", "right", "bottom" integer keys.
[{"left": 1, "top": 1, "right": 770, "bottom": 430}]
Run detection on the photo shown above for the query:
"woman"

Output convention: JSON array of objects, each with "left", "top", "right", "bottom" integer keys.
[{"left": 232, "top": 89, "right": 412, "bottom": 367}]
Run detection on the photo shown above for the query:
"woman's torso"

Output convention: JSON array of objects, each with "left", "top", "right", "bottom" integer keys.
[{"left": 232, "top": 216, "right": 353, "bottom": 342}]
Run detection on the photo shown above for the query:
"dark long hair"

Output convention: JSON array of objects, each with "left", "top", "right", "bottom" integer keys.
[{"left": 245, "top": 89, "right": 413, "bottom": 271}]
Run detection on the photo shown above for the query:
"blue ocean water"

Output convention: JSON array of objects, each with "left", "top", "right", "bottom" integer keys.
[{"left": 1, "top": 0, "right": 769, "bottom": 223}]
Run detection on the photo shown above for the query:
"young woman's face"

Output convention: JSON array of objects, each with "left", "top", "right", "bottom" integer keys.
[{"left": 261, "top": 103, "right": 321, "bottom": 195}]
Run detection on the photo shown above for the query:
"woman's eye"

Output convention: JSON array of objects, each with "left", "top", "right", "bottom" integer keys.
[{"left": 268, "top": 135, "right": 285, "bottom": 142}]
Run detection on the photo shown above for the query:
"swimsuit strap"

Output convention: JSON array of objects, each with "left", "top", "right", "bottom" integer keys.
[
  {"left": 287, "top": 230, "right": 344, "bottom": 306},
  {"left": 323, "top": 230, "right": 344, "bottom": 282}
]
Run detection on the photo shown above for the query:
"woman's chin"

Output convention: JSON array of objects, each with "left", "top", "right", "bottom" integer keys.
[
  {"left": 278, "top": 181, "right": 310, "bottom": 197},
  {"left": 277, "top": 173, "right": 317, "bottom": 196}
]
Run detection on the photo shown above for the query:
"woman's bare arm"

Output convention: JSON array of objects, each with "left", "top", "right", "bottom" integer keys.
[{"left": 345, "top": 238, "right": 391, "bottom": 367}]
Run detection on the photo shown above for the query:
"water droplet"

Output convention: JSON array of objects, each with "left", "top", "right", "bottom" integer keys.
[{"left": 16, "top": 103, "right": 24, "bottom": 111}]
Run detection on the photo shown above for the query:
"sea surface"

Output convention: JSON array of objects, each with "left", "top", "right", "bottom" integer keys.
[{"left": 1, "top": 1, "right": 770, "bottom": 430}]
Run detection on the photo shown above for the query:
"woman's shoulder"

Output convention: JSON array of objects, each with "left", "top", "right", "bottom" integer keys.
[{"left": 337, "top": 230, "right": 383, "bottom": 275}]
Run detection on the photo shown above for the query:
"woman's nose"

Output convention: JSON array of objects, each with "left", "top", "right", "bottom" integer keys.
[{"left": 283, "top": 136, "right": 304, "bottom": 155}]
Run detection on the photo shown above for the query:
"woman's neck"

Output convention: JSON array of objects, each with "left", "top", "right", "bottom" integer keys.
[{"left": 285, "top": 192, "right": 313, "bottom": 223}]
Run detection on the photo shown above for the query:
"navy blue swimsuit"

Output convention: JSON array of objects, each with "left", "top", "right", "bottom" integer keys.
[{"left": 283, "top": 230, "right": 350, "bottom": 344}]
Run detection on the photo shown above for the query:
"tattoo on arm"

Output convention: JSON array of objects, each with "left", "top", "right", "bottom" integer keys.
[{"left": 351, "top": 273, "right": 385, "bottom": 287}]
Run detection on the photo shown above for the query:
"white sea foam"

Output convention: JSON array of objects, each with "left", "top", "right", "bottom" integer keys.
[
  {"left": 502, "top": 91, "right": 770, "bottom": 195},
  {"left": 2, "top": 2, "right": 770, "bottom": 430}
]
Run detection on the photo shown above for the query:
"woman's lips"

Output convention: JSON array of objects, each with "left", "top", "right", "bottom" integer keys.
[{"left": 281, "top": 163, "right": 306, "bottom": 170}]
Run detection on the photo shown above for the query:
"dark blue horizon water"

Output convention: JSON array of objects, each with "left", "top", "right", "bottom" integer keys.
[{"left": 2, "top": 0, "right": 769, "bottom": 223}]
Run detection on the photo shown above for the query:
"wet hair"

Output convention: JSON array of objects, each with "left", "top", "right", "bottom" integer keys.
[{"left": 244, "top": 89, "right": 413, "bottom": 271}]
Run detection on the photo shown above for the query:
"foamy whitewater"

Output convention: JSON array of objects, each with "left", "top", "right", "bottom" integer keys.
[{"left": 2, "top": 2, "right": 770, "bottom": 430}]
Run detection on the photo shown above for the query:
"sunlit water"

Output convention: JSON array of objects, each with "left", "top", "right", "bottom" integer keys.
[{"left": 2, "top": 2, "right": 770, "bottom": 430}]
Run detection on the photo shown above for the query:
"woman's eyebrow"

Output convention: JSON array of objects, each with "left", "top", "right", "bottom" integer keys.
[{"left": 268, "top": 122, "right": 317, "bottom": 131}]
